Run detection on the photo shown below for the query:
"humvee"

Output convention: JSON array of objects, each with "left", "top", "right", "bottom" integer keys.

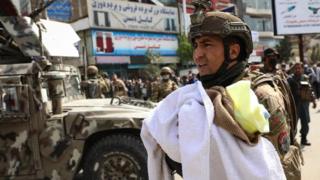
[{"left": 0, "top": 2, "right": 153, "bottom": 179}]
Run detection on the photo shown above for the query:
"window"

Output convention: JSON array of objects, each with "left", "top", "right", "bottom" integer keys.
[
  {"left": 0, "top": 86, "right": 29, "bottom": 114},
  {"left": 65, "top": 75, "right": 82, "bottom": 96},
  {"left": 243, "top": 0, "right": 271, "bottom": 10},
  {"left": 244, "top": 15, "right": 273, "bottom": 32},
  {"left": 256, "top": 0, "right": 271, "bottom": 10}
]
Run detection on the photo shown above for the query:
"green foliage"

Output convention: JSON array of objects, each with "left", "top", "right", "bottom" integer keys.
[
  {"left": 145, "top": 48, "right": 161, "bottom": 64},
  {"left": 275, "top": 36, "right": 292, "bottom": 62},
  {"left": 142, "top": 64, "right": 160, "bottom": 80},
  {"left": 177, "top": 35, "right": 193, "bottom": 65}
]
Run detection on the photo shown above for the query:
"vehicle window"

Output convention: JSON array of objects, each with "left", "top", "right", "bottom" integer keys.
[
  {"left": 1, "top": 87, "right": 19, "bottom": 112},
  {"left": 0, "top": 86, "right": 29, "bottom": 114},
  {"left": 65, "top": 75, "right": 82, "bottom": 96}
]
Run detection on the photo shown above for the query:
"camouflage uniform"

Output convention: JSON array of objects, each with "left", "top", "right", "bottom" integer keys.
[
  {"left": 81, "top": 66, "right": 107, "bottom": 99},
  {"left": 100, "top": 72, "right": 112, "bottom": 97},
  {"left": 150, "top": 78, "right": 160, "bottom": 102},
  {"left": 156, "top": 80, "right": 178, "bottom": 102},
  {"left": 164, "top": 5, "right": 301, "bottom": 179},
  {"left": 151, "top": 67, "right": 178, "bottom": 102},
  {"left": 254, "top": 48, "right": 296, "bottom": 155},
  {"left": 112, "top": 76, "right": 128, "bottom": 97}
]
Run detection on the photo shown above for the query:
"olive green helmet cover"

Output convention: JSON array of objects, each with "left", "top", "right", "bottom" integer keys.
[
  {"left": 189, "top": 11, "right": 253, "bottom": 59},
  {"left": 87, "top": 65, "right": 99, "bottom": 76},
  {"left": 160, "top": 66, "right": 173, "bottom": 75}
]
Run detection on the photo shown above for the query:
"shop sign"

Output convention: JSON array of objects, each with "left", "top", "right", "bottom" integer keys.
[
  {"left": 92, "top": 30, "right": 178, "bottom": 56},
  {"left": 88, "top": 0, "right": 179, "bottom": 33}
]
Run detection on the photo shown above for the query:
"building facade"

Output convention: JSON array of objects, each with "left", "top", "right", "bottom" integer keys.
[
  {"left": 69, "top": 0, "right": 180, "bottom": 79},
  {"left": 240, "top": 0, "right": 282, "bottom": 57}
]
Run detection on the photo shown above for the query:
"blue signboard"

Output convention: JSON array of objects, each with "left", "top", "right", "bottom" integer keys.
[
  {"left": 47, "top": 0, "right": 72, "bottom": 22},
  {"left": 92, "top": 30, "right": 178, "bottom": 56}
]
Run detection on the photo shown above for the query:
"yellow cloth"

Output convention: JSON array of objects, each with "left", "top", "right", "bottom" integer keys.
[{"left": 226, "top": 80, "right": 270, "bottom": 134}]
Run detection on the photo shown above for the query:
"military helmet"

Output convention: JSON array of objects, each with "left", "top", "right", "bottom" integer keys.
[
  {"left": 160, "top": 66, "right": 172, "bottom": 75},
  {"left": 87, "top": 65, "right": 98, "bottom": 76},
  {"left": 189, "top": 11, "right": 253, "bottom": 58},
  {"left": 264, "top": 48, "right": 280, "bottom": 58}
]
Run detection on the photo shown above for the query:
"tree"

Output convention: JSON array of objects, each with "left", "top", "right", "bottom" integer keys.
[
  {"left": 145, "top": 48, "right": 161, "bottom": 64},
  {"left": 142, "top": 48, "right": 161, "bottom": 79},
  {"left": 275, "top": 36, "right": 292, "bottom": 62},
  {"left": 177, "top": 34, "right": 193, "bottom": 65},
  {"left": 141, "top": 64, "right": 160, "bottom": 80}
]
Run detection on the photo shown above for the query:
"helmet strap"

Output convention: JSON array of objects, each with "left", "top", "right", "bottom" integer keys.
[{"left": 214, "top": 39, "right": 232, "bottom": 76}]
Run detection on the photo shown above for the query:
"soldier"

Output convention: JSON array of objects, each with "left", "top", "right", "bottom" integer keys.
[
  {"left": 101, "top": 72, "right": 112, "bottom": 97},
  {"left": 261, "top": 48, "right": 280, "bottom": 74},
  {"left": 150, "top": 76, "right": 160, "bottom": 102},
  {"left": 81, "top": 65, "right": 107, "bottom": 98},
  {"left": 111, "top": 74, "right": 128, "bottom": 97},
  {"left": 288, "top": 62, "right": 317, "bottom": 146},
  {"left": 141, "top": 7, "right": 290, "bottom": 179},
  {"left": 151, "top": 67, "right": 178, "bottom": 102}
]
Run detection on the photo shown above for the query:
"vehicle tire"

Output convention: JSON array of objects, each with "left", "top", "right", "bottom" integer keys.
[{"left": 81, "top": 134, "right": 148, "bottom": 180}]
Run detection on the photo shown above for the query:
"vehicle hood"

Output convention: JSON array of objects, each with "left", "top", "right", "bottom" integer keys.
[{"left": 62, "top": 98, "right": 153, "bottom": 119}]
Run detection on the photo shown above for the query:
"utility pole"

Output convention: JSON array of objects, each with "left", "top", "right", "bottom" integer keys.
[
  {"left": 182, "top": 0, "right": 188, "bottom": 35},
  {"left": 298, "top": 34, "right": 304, "bottom": 63}
]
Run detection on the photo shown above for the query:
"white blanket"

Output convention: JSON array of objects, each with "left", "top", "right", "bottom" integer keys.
[{"left": 141, "top": 81, "right": 286, "bottom": 180}]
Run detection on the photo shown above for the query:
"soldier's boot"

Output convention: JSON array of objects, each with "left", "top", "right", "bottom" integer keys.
[{"left": 301, "top": 136, "right": 311, "bottom": 146}]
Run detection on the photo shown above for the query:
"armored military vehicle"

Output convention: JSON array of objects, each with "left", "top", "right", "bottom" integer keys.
[{"left": 0, "top": 1, "right": 153, "bottom": 179}]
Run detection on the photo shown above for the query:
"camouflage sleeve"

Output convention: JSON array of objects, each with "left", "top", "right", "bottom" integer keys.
[
  {"left": 98, "top": 78, "right": 108, "bottom": 94},
  {"left": 105, "top": 80, "right": 111, "bottom": 93},
  {"left": 254, "top": 83, "right": 291, "bottom": 157},
  {"left": 172, "top": 82, "right": 178, "bottom": 91},
  {"left": 150, "top": 83, "right": 159, "bottom": 102}
]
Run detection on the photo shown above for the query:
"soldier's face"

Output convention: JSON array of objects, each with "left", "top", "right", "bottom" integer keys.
[
  {"left": 193, "top": 35, "right": 225, "bottom": 76},
  {"left": 161, "top": 73, "right": 170, "bottom": 80},
  {"left": 266, "top": 55, "right": 278, "bottom": 68}
]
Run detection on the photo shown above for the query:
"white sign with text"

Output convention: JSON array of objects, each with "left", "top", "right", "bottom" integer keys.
[
  {"left": 87, "top": 0, "right": 179, "bottom": 33},
  {"left": 273, "top": 0, "right": 320, "bottom": 35}
]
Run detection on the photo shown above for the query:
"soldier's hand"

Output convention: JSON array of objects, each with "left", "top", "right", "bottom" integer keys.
[{"left": 312, "top": 101, "right": 317, "bottom": 109}]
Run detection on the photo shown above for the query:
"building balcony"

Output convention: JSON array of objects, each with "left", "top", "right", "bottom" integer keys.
[
  {"left": 257, "top": 31, "right": 284, "bottom": 40},
  {"left": 258, "top": 31, "right": 274, "bottom": 38},
  {"left": 246, "top": 7, "right": 272, "bottom": 18}
]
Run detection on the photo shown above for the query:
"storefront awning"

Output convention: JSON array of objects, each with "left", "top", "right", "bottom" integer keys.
[
  {"left": 128, "top": 64, "right": 147, "bottom": 69},
  {"left": 96, "top": 56, "right": 130, "bottom": 64},
  {"left": 153, "top": 56, "right": 179, "bottom": 64}
]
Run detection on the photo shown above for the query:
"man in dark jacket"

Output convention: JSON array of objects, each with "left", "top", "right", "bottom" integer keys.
[{"left": 288, "top": 62, "right": 317, "bottom": 145}]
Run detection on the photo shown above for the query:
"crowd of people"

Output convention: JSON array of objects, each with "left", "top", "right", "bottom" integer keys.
[{"left": 81, "top": 65, "right": 198, "bottom": 102}]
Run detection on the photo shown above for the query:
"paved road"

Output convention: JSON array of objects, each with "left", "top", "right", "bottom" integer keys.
[
  {"left": 175, "top": 103, "right": 320, "bottom": 180},
  {"left": 300, "top": 103, "right": 320, "bottom": 179}
]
